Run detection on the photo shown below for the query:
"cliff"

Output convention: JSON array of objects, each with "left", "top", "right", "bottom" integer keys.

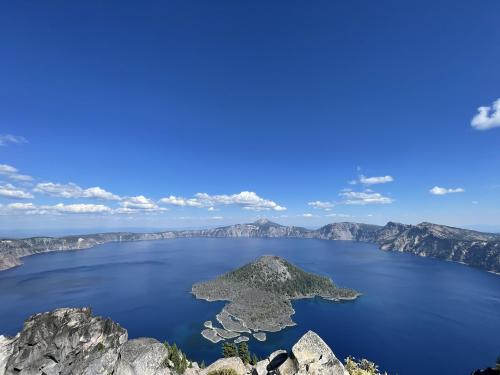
[{"left": 1, "top": 219, "right": 499, "bottom": 273}]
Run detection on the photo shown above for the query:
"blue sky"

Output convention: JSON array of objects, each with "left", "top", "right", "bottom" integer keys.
[{"left": 1, "top": 0, "right": 500, "bottom": 234}]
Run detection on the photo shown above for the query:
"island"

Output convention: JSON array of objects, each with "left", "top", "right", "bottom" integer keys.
[{"left": 192, "top": 255, "right": 360, "bottom": 343}]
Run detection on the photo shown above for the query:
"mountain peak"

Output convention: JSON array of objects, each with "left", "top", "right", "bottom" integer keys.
[{"left": 253, "top": 218, "right": 276, "bottom": 226}]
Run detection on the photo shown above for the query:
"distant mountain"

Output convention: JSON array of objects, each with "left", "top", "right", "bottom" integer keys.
[
  {"left": 1, "top": 219, "right": 499, "bottom": 273},
  {"left": 185, "top": 218, "right": 312, "bottom": 238}
]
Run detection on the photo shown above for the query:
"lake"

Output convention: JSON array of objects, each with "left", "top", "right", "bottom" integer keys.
[{"left": 0, "top": 238, "right": 499, "bottom": 374}]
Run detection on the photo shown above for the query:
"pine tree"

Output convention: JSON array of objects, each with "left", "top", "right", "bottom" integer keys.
[
  {"left": 200, "top": 360, "right": 206, "bottom": 369},
  {"left": 238, "top": 342, "right": 250, "bottom": 364},
  {"left": 251, "top": 353, "right": 259, "bottom": 365},
  {"left": 180, "top": 354, "right": 188, "bottom": 373},
  {"left": 222, "top": 342, "right": 238, "bottom": 358},
  {"left": 170, "top": 344, "right": 181, "bottom": 372}
]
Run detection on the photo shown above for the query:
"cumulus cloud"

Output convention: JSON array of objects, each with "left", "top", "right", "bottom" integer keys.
[
  {"left": 34, "top": 182, "right": 120, "bottom": 200},
  {"left": 117, "top": 195, "right": 166, "bottom": 213},
  {"left": 158, "top": 195, "right": 204, "bottom": 207},
  {"left": 8, "top": 174, "right": 33, "bottom": 182},
  {"left": 0, "top": 164, "right": 18, "bottom": 174},
  {"left": 325, "top": 213, "right": 350, "bottom": 218},
  {"left": 51, "top": 203, "right": 112, "bottom": 214},
  {"left": 0, "top": 184, "right": 34, "bottom": 199},
  {"left": 339, "top": 189, "right": 393, "bottom": 205},
  {"left": 302, "top": 213, "right": 314, "bottom": 217},
  {"left": 429, "top": 186, "right": 465, "bottom": 195},
  {"left": 0, "top": 134, "right": 27, "bottom": 146},
  {"left": 471, "top": 99, "right": 500, "bottom": 130},
  {"left": 308, "top": 201, "right": 335, "bottom": 210},
  {"left": 159, "top": 191, "right": 286, "bottom": 211},
  {"left": 0, "top": 164, "right": 33, "bottom": 182},
  {"left": 4, "top": 202, "right": 112, "bottom": 215},
  {"left": 7, "top": 202, "right": 36, "bottom": 210},
  {"left": 359, "top": 175, "right": 394, "bottom": 185}
]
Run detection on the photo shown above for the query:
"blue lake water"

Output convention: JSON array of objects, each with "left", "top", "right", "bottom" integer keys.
[{"left": 0, "top": 238, "right": 499, "bottom": 374}]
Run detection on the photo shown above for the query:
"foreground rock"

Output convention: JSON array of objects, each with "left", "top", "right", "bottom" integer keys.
[
  {"left": 292, "top": 331, "right": 348, "bottom": 375},
  {"left": 0, "top": 307, "right": 351, "bottom": 375},
  {"left": 0, "top": 308, "right": 172, "bottom": 375},
  {"left": 2, "top": 219, "right": 499, "bottom": 273},
  {"left": 192, "top": 255, "right": 359, "bottom": 340}
]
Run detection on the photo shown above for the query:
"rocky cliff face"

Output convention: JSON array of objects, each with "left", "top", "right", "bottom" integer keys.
[
  {"left": 0, "top": 308, "right": 348, "bottom": 375},
  {"left": 315, "top": 222, "right": 381, "bottom": 242},
  {"left": 1, "top": 219, "right": 499, "bottom": 273},
  {"left": 374, "top": 222, "right": 500, "bottom": 272}
]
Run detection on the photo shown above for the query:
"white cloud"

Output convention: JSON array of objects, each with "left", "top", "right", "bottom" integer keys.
[
  {"left": 359, "top": 175, "right": 394, "bottom": 185},
  {"left": 117, "top": 195, "right": 167, "bottom": 214},
  {"left": 8, "top": 174, "right": 33, "bottom": 182},
  {"left": 211, "top": 216, "right": 224, "bottom": 220},
  {"left": 302, "top": 213, "right": 314, "bottom": 217},
  {"left": 158, "top": 195, "right": 204, "bottom": 207},
  {"left": 0, "top": 164, "right": 34, "bottom": 182},
  {"left": 0, "top": 184, "right": 34, "bottom": 199},
  {"left": 34, "top": 182, "right": 120, "bottom": 200},
  {"left": 429, "top": 186, "right": 465, "bottom": 195},
  {"left": 325, "top": 213, "right": 351, "bottom": 218},
  {"left": 121, "top": 195, "right": 158, "bottom": 210},
  {"left": 7, "top": 202, "right": 36, "bottom": 210},
  {"left": 51, "top": 203, "right": 112, "bottom": 214},
  {"left": 0, "top": 134, "right": 27, "bottom": 146},
  {"left": 159, "top": 191, "right": 286, "bottom": 211},
  {"left": 471, "top": 98, "right": 500, "bottom": 130},
  {"left": 82, "top": 187, "right": 120, "bottom": 200},
  {"left": 339, "top": 189, "right": 394, "bottom": 205},
  {"left": 3, "top": 202, "right": 111, "bottom": 215},
  {"left": 308, "top": 201, "right": 335, "bottom": 210},
  {"left": 0, "top": 164, "right": 18, "bottom": 174}
]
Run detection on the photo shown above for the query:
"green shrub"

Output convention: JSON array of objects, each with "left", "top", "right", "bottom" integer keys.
[
  {"left": 162, "top": 341, "right": 190, "bottom": 373},
  {"left": 207, "top": 368, "right": 239, "bottom": 375},
  {"left": 344, "top": 356, "right": 389, "bottom": 375}
]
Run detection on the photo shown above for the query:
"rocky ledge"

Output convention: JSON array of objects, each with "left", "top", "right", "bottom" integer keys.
[{"left": 0, "top": 307, "right": 350, "bottom": 375}]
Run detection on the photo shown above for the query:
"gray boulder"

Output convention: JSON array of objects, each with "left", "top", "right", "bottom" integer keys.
[
  {"left": 201, "top": 357, "right": 248, "bottom": 375},
  {"left": 291, "top": 331, "right": 348, "bottom": 375},
  {"left": 252, "top": 359, "right": 270, "bottom": 375},
  {"left": 115, "top": 337, "right": 171, "bottom": 375}
]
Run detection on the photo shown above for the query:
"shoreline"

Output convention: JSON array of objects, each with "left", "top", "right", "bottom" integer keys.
[
  {"left": 193, "top": 286, "right": 361, "bottom": 342},
  {"left": 2, "top": 220, "right": 499, "bottom": 275}
]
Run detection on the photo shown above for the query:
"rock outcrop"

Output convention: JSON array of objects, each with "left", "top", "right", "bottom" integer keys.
[
  {"left": 1, "top": 219, "right": 499, "bottom": 273},
  {"left": 0, "top": 308, "right": 175, "bottom": 375},
  {"left": 291, "top": 331, "right": 348, "bottom": 375},
  {"left": 0, "top": 308, "right": 350, "bottom": 375}
]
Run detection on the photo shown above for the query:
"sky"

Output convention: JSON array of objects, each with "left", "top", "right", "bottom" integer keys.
[{"left": 1, "top": 0, "right": 500, "bottom": 235}]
